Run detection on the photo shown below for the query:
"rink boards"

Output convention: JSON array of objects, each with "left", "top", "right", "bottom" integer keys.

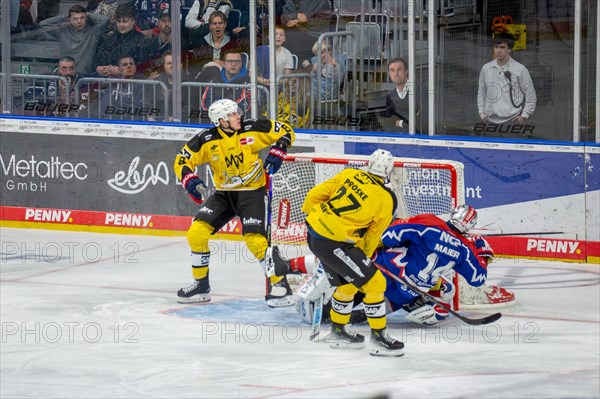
[{"left": 0, "top": 115, "right": 599, "bottom": 263}]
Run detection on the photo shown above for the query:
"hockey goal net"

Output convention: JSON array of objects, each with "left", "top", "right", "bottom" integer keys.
[
  {"left": 269, "top": 152, "right": 516, "bottom": 310},
  {"left": 269, "top": 152, "right": 477, "bottom": 309},
  {"left": 270, "top": 152, "right": 465, "bottom": 251}
]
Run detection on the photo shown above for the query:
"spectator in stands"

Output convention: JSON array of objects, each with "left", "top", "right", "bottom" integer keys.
[
  {"left": 189, "top": 10, "right": 240, "bottom": 76},
  {"left": 146, "top": 10, "right": 189, "bottom": 73},
  {"left": 256, "top": 26, "right": 295, "bottom": 87},
  {"left": 97, "top": 54, "right": 156, "bottom": 120},
  {"left": 148, "top": 51, "right": 177, "bottom": 121},
  {"left": 191, "top": 49, "right": 250, "bottom": 115},
  {"left": 49, "top": 56, "right": 81, "bottom": 105},
  {"left": 133, "top": 0, "right": 170, "bottom": 37},
  {"left": 36, "top": 5, "right": 109, "bottom": 75},
  {"left": 22, "top": 56, "right": 83, "bottom": 117},
  {"left": 307, "top": 39, "right": 344, "bottom": 101},
  {"left": 378, "top": 57, "right": 426, "bottom": 134},
  {"left": 85, "top": 0, "right": 118, "bottom": 29},
  {"left": 185, "top": 0, "right": 232, "bottom": 46},
  {"left": 477, "top": 32, "right": 537, "bottom": 125},
  {"left": 47, "top": 56, "right": 98, "bottom": 117},
  {"left": 280, "top": 0, "right": 334, "bottom": 64},
  {"left": 94, "top": 6, "right": 152, "bottom": 77}
]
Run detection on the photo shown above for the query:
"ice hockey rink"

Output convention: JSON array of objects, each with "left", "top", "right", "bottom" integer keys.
[{"left": 1, "top": 227, "right": 599, "bottom": 399}]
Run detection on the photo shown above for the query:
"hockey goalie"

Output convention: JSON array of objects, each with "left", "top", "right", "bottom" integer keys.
[{"left": 266, "top": 205, "right": 516, "bottom": 325}]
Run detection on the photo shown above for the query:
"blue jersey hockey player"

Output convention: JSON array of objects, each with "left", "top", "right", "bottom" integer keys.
[{"left": 373, "top": 205, "right": 491, "bottom": 324}]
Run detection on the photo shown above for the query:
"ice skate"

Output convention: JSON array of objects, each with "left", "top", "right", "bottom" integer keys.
[
  {"left": 322, "top": 323, "right": 365, "bottom": 349},
  {"left": 271, "top": 246, "right": 292, "bottom": 276},
  {"left": 265, "top": 275, "right": 294, "bottom": 307},
  {"left": 369, "top": 328, "right": 404, "bottom": 357},
  {"left": 265, "top": 246, "right": 291, "bottom": 277},
  {"left": 177, "top": 278, "right": 211, "bottom": 304}
]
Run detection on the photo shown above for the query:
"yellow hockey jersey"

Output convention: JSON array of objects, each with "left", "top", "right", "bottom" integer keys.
[
  {"left": 174, "top": 119, "right": 295, "bottom": 190},
  {"left": 302, "top": 168, "right": 398, "bottom": 257}
]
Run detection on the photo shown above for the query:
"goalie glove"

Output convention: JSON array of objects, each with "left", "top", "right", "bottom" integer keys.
[
  {"left": 264, "top": 135, "right": 291, "bottom": 174},
  {"left": 402, "top": 297, "right": 449, "bottom": 325},
  {"left": 471, "top": 234, "right": 494, "bottom": 262},
  {"left": 182, "top": 173, "right": 207, "bottom": 204}
]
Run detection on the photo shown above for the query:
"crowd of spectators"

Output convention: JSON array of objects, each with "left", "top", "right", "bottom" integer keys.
[{"left": 8, "top": 0, "right": 538, "bottom": 133}]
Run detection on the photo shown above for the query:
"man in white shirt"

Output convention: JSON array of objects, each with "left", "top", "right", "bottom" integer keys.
[{"left": 477, "top": 32, "right": 537, "bottom": 124}]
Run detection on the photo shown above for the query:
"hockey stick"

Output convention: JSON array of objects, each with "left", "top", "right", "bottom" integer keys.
[
  {"left": 265, "top": 164, "right": 274, "bottom": 247},
  {"left": 264, "top": 165, "right": 274, "bottom": 298},
  {"left": 373, "top": 263, "right": 502, "bottom": 326}
]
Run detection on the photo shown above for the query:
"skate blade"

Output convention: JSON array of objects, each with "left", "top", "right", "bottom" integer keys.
[
  {"left": 322, "top": 338, "right": 366, "bottom": 350},
  {"left": 177, "top": 294, "right": 211, "bottom": 304},
  {"left": 369, "top": 347, "right": 405, "bottom": 357},
  {"left": 327, "top": 342, "right": 366, "bottom": 350},
  {"left": 265, "top": 296, "right": 295, "bottom": 308}
]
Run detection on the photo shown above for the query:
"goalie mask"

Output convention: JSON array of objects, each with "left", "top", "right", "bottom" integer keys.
[
  {"left": 208, "top": 99, "right": 242, "bottom": 127},
  {"left": 448, "top": 204, "right": 478, "bottom": 234},
  {"left": 367, "top": 149, "right": 394, "bottom": 180}
]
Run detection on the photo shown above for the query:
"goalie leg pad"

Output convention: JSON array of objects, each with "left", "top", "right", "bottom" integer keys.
[
  {"left": 296, "top": 297, "right": 332, "bottom": 324},
  {"left": 296, "top": 262, "right": 335, "bottom": 302},
  {"left": 295, "top": 262, "right": 335, "bottom": 323}
]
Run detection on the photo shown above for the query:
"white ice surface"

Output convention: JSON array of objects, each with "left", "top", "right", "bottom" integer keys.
[{"left": 1, "top": 227, "right": 599, "bottom": 399}]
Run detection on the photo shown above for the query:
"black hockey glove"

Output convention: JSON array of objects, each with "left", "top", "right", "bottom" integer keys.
[
  {"left": 182, "top": 173, "right": 207, "bottom": 204},
  {"left": 264, "top": 136, "right": 291, "bottom": 174}
]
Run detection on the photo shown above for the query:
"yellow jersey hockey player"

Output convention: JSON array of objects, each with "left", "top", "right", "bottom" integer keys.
[
  {"left": 174, "top": 99, "right": 295, "bottom": 307},
  {"left": 302, "top": 149, "right": 405, "bottom": 356}
]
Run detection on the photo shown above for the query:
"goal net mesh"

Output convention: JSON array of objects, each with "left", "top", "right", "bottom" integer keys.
[
  {"left": 269, "top": 152, "right": 513, "bottom": 310},
  {"left": 269, "top": 153, "right": 464, "bottom": 260}
]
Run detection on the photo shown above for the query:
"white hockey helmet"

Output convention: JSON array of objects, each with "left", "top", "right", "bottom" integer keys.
[
  {"left": 367, "top": 149, "right": 395, "bottom": 179},
  {"left": 208, "top": 99, "right": 241, "bottom": 127},
  {"left": 448, "top": 204, "right": 478, "bottom": 234}
]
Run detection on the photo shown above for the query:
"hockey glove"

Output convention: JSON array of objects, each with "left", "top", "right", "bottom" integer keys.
[
  {"left": 472, "top": 235, "right": 494, "bottom": 260},
  {"left": 264, "top": 136, "right": 290, "bottom": 174},
  {"left": 182, "top": 173, "right": 207, "bottom": 205},
  {"left": 403, "top": 299, "right": 449, "bottom": 325}
]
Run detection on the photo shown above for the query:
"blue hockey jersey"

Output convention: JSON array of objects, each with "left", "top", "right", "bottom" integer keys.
[{"left": 375, "top": 214, "right": 488, "bottom": 306}]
